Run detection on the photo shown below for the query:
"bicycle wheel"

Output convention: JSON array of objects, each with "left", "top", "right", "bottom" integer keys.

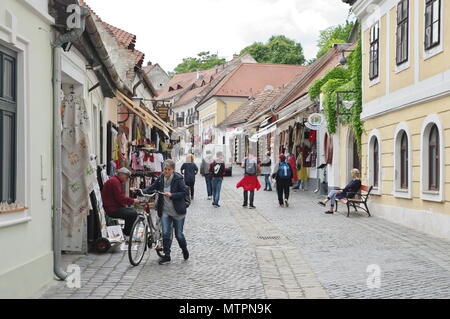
[
  {"left": 128, "top": 217, "right": 148, "bottom": 266},
  {"left": 153, "top": 218, "right": 165, "bottom": 258}
]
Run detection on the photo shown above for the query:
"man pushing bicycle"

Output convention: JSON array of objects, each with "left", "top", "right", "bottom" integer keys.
[{"left": 142, "top": 159, "right": 189, "bottom": 265}]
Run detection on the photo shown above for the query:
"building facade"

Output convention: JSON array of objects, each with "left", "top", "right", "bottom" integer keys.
[
  {"left": 351, "top": 0, "right": 450, "bottom": 239},
  {"left": 0, "top": 0, "right": 55, "bottom": 298}
]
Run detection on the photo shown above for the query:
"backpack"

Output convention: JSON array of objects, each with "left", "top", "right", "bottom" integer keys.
[
  {"left": 244, "top": 157, "right": 258, "bottom": 176},
  {"left": 212, "top": 161, "right": 223, "bottom": 177},
  {"left": 277, "top": 162, "right": 292, "bottom": 179}
]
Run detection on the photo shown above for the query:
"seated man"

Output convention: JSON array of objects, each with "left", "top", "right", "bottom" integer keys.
[
  {"left": 318, "top": 168, "right": 362, "bottom": 215},
  {"left": 101, "top": 168, "right": 140, "bottom": 240}
]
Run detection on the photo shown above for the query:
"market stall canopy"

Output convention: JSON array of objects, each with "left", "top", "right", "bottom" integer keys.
[{"left": 116, "top": 91, "right": 174, "bottom": 137}]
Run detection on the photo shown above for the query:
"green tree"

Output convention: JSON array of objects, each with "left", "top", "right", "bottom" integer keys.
[
  {"left": 316, "top": 21, "right": 355, "bottom": 58},
  {"left": 240, "top": 35, "right": 305, "bottom": 65},
  {"left": 173, "top": 51, "right": 226, "bottom": 74}
]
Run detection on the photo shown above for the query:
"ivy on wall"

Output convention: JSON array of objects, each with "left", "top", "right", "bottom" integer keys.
[{"left": 308, "top": 30, "right": 363, "bottom": 151}]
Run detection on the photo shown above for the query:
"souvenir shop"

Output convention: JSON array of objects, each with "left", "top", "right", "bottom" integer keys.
[
  {"left": 106, "top": 116, "right": 168, "bottom": 189},
  {"left": 276, "top": 119, "right": 318, "bottom": 182}
]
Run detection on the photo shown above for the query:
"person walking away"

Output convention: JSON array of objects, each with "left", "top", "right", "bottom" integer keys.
[
  {"left": 272, "top": 154, "right": 293, "bottom": 208},
  {"left": 210, "top": 152, "right": 226, "bottom": 208},
  {"left": 318, "top": 169, "right": 362, "bottom": 214},
  {"left": 237, "top": 153, "right": 261, "bottom": 209},
  {"left": 181, "top": 154, "right": 198, "bottom": 200},
  {"left": 288, "top": 153, "right": 298, "bottom": 188},
  {"left": 293, "top": 146, "right": 308, "bottom": 191},
  {"left": 261, "top": 151, "right": 272, "bottom": 191},
  {"left": 143, "top": 159, "right": 189, "bottom": 265},
  {"left": 101, "top": 168, "right": 140, "bottom": 240},
  {"left": 200, "top": 150, "right": 214, "bottom": 200}
]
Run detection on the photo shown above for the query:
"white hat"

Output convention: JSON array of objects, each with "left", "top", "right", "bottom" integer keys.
[{"left": 116, "top": 167, "right": 131, "bottom": 176}]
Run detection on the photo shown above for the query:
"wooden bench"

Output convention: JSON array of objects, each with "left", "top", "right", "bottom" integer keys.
[{"left": 335, "top": 185, "right": 373, "bottom": 217}]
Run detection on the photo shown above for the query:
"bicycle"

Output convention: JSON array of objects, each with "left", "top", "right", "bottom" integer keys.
[{"left": 128, "top": 190, "right": 166, "bottom": 266}]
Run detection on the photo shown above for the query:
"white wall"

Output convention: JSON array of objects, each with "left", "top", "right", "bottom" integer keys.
[{"left": 0, "top": 0, "right": 54, "bottom": 298}]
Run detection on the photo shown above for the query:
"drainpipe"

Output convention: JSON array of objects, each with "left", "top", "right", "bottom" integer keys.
[
  {"left": 51, "top": 5, "right": 88, "bottom": 281},
  {"left": 52, "top": 46, "right": 67, "bottom": 281}
]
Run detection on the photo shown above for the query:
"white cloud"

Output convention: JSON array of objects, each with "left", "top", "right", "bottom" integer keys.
[{"left": 85, "top": 0, "right": 352, "bottom": 72}]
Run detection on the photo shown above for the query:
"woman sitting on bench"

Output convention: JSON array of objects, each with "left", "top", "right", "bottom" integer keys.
[{"left": 318, "top": 168, "right": 362, "bottom": 215}]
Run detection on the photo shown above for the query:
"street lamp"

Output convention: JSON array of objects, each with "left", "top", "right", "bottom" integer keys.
[{"left": 333, "top": 43, "right": 355, "bottom": 65}]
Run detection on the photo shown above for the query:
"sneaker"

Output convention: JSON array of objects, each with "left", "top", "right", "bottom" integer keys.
[
  {"left": 325, "top": 211, "right": 334, "bottom": 215},
  {"left": 279, "top": 204, "right": 284, "bottom": 208},
  {"left": 159, "top": 255, "right": 171, "bottom": 265},
  {"left": 242, "top": 203, "right": 248, "bottom": 208},
  {"left": 249, "top": 205, "right": 256, "bottom": 209},
  {"left": 182, "top": 248, "right": 189, "bottom": 260},
  {"left": 207, "top": 196, "right": 212, "bottom": 200},
  {"left": 284, "top": 199, "right": 289, "bottom": 208}
]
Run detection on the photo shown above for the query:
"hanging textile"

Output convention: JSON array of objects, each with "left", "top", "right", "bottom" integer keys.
[{"left": 61, "top": 94, "right": 97, "bottom": 252}]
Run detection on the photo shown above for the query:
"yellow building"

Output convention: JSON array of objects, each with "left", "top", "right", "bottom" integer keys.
[{"left": 350, "top": 0, "right": 450, "bottom": 239}]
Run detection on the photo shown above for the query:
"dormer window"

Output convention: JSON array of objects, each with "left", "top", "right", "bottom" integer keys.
[{"left": 177, "top": 84, "right": 183, "bottom": 90}]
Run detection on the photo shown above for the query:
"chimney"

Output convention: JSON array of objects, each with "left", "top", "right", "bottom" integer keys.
[
  {"left": 196, "top": 69, "right": 200, "bottom": 80},
  {"left": 147, "top": 61, "right": 152, "bottom": 66}
]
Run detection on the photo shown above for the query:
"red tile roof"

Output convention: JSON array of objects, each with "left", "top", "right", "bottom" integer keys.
[
  {"left": 208, "top": 63, "right": 307, "bottom": 99},
  {"left": 80, "top": 0, "right": 145, "bottom": 67},
  {"left": 271, "top": 44, "right": 356, "bottom": 112},
  {"left": 102, "top": 21, "right": 136, "bottom": 50},
  {"left": 219, "top": 88, "right": 282, "bottom": 127}
]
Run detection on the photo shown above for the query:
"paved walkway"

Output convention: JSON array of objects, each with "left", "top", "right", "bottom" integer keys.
[{"left": 36, "top": 166, "right": 450, "bottom": 299}]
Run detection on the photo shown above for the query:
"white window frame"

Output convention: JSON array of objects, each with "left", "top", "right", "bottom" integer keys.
[
  {"left": 393, "top": 122, "right": 413, "bottom": 199},
  {"left": 423, "top": 0, "right": 444, "bottom": 60},
  {"left": 420, "top": 114, "right": 445, "bottom": 202},
  {"left": 367, "top": 130, "right": 382, "bottom": 195}
]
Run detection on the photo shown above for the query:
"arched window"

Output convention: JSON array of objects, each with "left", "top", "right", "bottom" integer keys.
[
  {"left": 428, "top": 124, "right": 439, "bottom": 191},
  {"left": 373, "top": 138, "right": 379, "bottom": 188},
  {"left": 400, "top": 131, "right": 409, "bottom": 189},
  {"left": 368, "top": 130, "right": 382, "bottom": 193}
]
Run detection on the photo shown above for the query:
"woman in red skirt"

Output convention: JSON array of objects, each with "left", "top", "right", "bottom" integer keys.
[{"left": 237, "top": 154, "right": 261, "bottom": 209}]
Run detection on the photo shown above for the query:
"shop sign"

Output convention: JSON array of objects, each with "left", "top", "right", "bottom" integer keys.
[{"left": 305, "top": 113, "right": 325, "bottom": 131}]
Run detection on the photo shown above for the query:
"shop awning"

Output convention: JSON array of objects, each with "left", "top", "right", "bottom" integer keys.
[{"left": 116, "top": 91, "right": 174, "bottom": 137}]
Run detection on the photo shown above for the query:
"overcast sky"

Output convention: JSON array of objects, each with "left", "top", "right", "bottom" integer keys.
[{"left": 86, "top": 0, "right": 352, "bottom": 72}]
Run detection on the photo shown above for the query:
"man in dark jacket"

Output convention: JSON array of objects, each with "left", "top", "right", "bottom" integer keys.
[
  {"left": 200, "top": 150, "right": 214, "bottom": 200},
  {"left": 101, "top": 168, "right": 140, "bottom": 238},
  {"left": 144, "top": 159, "right": 189, "bottom": 265},
  {"left": 181, "top": 154, "right": 198, "bottom": 200},
  {"left": 209, "top": 152, "right": 225, "bottom": 208}
]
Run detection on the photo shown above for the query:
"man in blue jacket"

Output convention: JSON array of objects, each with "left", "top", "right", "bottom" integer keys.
[{"left": 144, "top": 159, "right": 189, "bottom": 265}]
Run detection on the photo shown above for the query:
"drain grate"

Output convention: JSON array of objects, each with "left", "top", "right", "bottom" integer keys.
[{"left": 257, "top": 235, "right": 281, "bottom": 240}]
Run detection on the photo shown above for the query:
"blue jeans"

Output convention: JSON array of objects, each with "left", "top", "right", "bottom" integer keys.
[
  {"left": 205, "top": 175, "right": 213, "bottom": 197},
  {"left": 264, "top": 174, "right": 272, "bottom": 190},
  {"left": 161, "top": 215, "right": 187, "bottom": 256},
  {"left": 211, "top": 177, "right": 223, "bottom": 205},
  {"left": 327, "top": 190, "right": 339, "bottom": 207}
]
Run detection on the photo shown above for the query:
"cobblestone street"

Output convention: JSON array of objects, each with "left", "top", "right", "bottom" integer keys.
[{"left": 36, "top": 167, "right": 450, "bottom": 299}]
